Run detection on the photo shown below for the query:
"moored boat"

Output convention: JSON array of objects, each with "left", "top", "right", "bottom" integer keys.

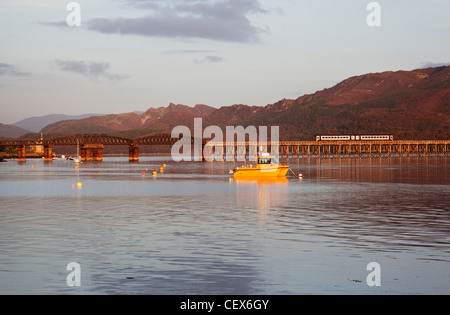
[{"left": 231, "top": 152, "right": 290, "bottom": 178}]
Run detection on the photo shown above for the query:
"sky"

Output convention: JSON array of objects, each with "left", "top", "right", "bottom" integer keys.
[{"left": 0, "top": 0, "right": 449, "bottom": 124}]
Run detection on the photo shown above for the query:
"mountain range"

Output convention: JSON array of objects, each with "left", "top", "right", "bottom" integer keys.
[
  {"left": 2, "top": 66, "right": 449, "bottom": 140},
  {"left": 0, "top": 114, "right": 106, "bottom": 139},
  {"left": 13, "top": 113, "right": 106, "bottom": 133},
  {"left": 0, "top": 123, "right": 30, "bottom": 139}
]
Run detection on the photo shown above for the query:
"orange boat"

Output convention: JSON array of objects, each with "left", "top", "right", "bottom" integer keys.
[{"left": 231, "top": 153, "right": 290, "bottom": 178}]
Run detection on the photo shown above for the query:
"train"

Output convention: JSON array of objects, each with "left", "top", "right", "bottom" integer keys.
[{"left": 316, "top": 135, "right": 394, "bottom": 141}]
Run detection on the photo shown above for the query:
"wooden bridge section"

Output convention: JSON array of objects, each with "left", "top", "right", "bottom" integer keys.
[
  {"left": 202, "top": 140, "right": 450, "bottom": 160},
  {"left": 1, "top": 135, "right": 449, "bottom": 162},
  {"left": 276, "top": 140, "right": 450, "bottom": 158}
]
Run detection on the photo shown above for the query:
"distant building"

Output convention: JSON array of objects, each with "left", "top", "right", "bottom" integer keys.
[{"left": 30, "top": 133, "right": 44, "bottom": 155}]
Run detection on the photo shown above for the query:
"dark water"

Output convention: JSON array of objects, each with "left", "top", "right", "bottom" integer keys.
[{"left": 0, "top": 157, "right": 449, "bottom": 294}]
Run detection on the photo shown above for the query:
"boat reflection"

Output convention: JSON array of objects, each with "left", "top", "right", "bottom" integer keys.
[
  {"left": 233, "top": 178, "right": 289, "bottom": 226},
  {"left": 233, "top": 178, "right": 290, "bottom": 185}
]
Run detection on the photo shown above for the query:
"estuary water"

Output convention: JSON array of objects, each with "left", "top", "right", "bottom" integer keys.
[{"left": 0, "top": 156, "right": 449, "bottom": 295}]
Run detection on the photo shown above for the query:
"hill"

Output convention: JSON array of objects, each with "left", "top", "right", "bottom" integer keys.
[
  {"left": 208, "top": 66, "right": 450, "bottom": 140},
  {"left": 13, "top": 113, "right": 105, "bottom": 133},
  {"left": 0, "top": 123, "right": 31, "bottom": 139},
  {"left": 42, "top": 104, "right": 217, "bottom": 138},
  {"left": 39, "top": 66, "right": 450, "bottom": 140}
]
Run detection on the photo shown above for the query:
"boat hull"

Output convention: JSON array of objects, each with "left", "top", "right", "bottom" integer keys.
[{"left": 233, "top": 166, "right": 290, "bottom": 178}]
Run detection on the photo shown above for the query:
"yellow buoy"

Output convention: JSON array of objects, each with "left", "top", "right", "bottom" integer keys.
[
  {"left": 31, "top": 165, "right": 35, "bottom": 168},
  {"left": 152, "top": 171, "right": 157, "bottom": 176},
  {"left": 163, "top": 164, "right": 166, "bottom": 167},
  {"left": 74, "top": 166, "right": 78, "bottom": 170},
  {"left": 77, "top": 182, "right": 83, "bottom": 188}
]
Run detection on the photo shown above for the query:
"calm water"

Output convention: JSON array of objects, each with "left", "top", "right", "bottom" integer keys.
[{"left": 0, "top": 156, "right": 449, "bottom": 295}]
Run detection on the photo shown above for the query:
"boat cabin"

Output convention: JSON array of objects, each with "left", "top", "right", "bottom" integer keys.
[{"left": 257, "top": 156, "right": 281, "bottom": 165}]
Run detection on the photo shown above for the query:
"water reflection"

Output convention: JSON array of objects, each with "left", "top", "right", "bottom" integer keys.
[
  {"left": 234, "top": 178, "right": 289, "bottom": 226},
  {"left": 287, "top": 157, "right": 449, "bottom": 185},
  {"left": 1, "top": 157, "right": 449, "bottom": 294}
]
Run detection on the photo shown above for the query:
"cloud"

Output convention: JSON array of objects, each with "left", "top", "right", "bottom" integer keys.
[
  {"left": 87, "top": 0, "right": 268, "bottom": 43},
  {"left": 0, "top": 63, "right": 29, "bottom": 77},
  {"left": 419, "top": 61, "right": 450, "bottom": 69},
  {"left": 165, "top": 49, "right": 217, "bottom": 55},
  {"left": 53, "top": 60, "right": 128, "bottom": 81},
  {"left": 38, "top": 21, "right": 68, "bottom": 28},
  {"left": 194, "top": 55, "right": 224, "bottom": 63}
]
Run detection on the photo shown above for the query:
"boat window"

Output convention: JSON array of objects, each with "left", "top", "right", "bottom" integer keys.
[
  {"left": 271, "top": 158, "right": 280, "bottom": 164},
  {"left": 258, "top": 158, "right": 271, "bottom": 164}
]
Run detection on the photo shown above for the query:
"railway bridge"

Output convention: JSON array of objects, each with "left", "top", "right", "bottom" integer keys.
[
  {"left": 1, "top": 134, "right": 449, "bottom": 162},
  {"left": 0, "top": 134, "right": 187, "bottom": 162},
  {"left": 275, "top": 140, "right": 450, "bottom": 158}
]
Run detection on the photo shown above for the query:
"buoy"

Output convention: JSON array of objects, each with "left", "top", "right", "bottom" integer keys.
[
  {"left": 142, "top": 172, "right": 146, "bottom": 176},
  {"left": 71, "top": 184, "right": 75, "bottom": 188},
  {"left": 77, "top": 182, "right": 83, "bottom": 188},
  {"left": 31, "top": 165, "right": 35, "bottom": 168},
  {"left": 74, "top": 166, "right": 78, "bottom": 170},
  {"left": 163, "top": 164, "right": 166, "bottom": 167},
  {"left": 299, "top": 173, "right": 303, "bottom": 178},
  {"left": 152, "top": 171, "right": 157, "bottom": 176}
]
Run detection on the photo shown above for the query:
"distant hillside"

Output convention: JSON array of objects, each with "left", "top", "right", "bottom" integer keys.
[
  {"left": 208, "top": 66, "right": 450, "bottom": 140},
  {"left": 13, "top": 113, "right": 105, "bottom": 133},
  {"left": 0, "top": 123, "right": 31, "bottom": 139},
  {"left": 42, "top": 104, "right": 217, "bottom": 138},
  {"left": 39, "top": 66, "right": 450, "bottom": 140}
]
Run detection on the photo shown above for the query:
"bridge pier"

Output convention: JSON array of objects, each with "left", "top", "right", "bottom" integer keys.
[
  {"left": 17, "top": 145, "right": 26, "bottom": 162},
  {"left": 44, "top": 145, "right": 53, "bottom": 162},
  {"left": 129, "top": 144, "right": 139, "bottom": 162},
  {"left": 280, "top": 145, "right": 290, "bottom": 158},
  {"left": 226, "top": 145, "right": 235, "bottom": 161},
  {"left": 236, "top": 145, "right": 246, "bottom": 161},
  {"left": 81, "top": 144, "right": 104, "bottom": 161}
]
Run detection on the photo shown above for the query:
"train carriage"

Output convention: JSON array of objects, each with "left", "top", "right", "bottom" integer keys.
[{"left": 316, "top": 135, "right": 394, "bottom": 141}]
